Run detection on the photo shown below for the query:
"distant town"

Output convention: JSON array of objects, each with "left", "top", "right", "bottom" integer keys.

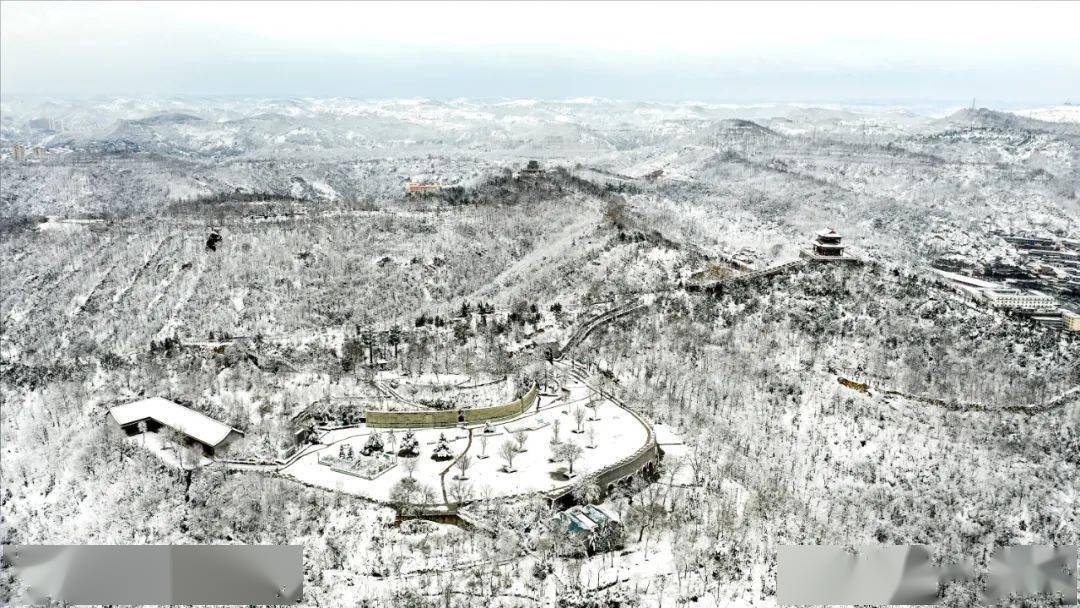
[{"left": 933, "top": 234, "right": 1080, "bottom": 331}]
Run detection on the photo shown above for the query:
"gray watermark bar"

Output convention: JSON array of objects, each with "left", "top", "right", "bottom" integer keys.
[
  {"left": 2, "top": 545, "right": 302, "bottom": 605},
  {"left": 777, "top": 545, "right": 1076, "bottom": 605}
]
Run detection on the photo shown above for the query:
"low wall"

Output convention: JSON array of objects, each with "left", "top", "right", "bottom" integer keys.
[
  {"left": 464, "top": 385, "right": 537, "bottom": 423},
  {"left": 364, "top": 409, "right": 458, "bottom": 429},
  {"left": 365, "top": 385, "right": 538, "bottom": 429}
]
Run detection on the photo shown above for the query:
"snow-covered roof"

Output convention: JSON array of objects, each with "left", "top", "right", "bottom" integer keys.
[
  {"left": 816, "top": 228, "right": 841, "bottom": 237},
  {"left": 108, "top": 398, "right": 241, "bottom": 447},
  {"left": 557, "top": 504, "right": 623, "bottom": 534}
]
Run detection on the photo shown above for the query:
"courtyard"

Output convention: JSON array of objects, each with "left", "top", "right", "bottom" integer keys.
[{"left": 281, "top": 378, "right": 653, "bottom": 505}]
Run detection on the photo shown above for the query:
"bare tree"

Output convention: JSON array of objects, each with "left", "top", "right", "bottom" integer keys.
[
  {"left": 478, "top": 434, "right": 489, "bottom": 459},
  {"left": 390, "top": 477, "right": 437, "bottom": 518},
  {"left": 687, "top": 446, "right": 706, "bottom": 485},
  {"left": 587, "top": 425, "right": 596, "bottom": 449},
  {"left": 448, "top": 479, "right": 473, "bottom": 504},
  {"left": 554, "top": 441, "right": 583, "bottom": 478},
  {"left": 389, "top": 478, "right": 419, "bottom": 518},
  {"left": 572, "top": 476, "right": 602, "bottom": 504},
  {"left": 573, "top": 407, "right": 586, "bottom": 433},
  {"left": 186, "top": 443, "right": 203, "bottom": 469},
  {"left": 402, "top": 455, "right": 418, "bottom": 480},
  {"left": 514, "top": 429, "right": 528, "bottom": 452},
  {"left": 164, "top": 428, "right": 188, "bottom": 467},
  {"left": 454, "top": 454, "right": 471, "bottom": 480},
  {"left": 550, "top": 418, "right": 562, "bottom": 445},
  {"left": 499, "top": 439, "right": 518, "bottom": 472},
  {"left": 418, "top": 483, "right": 438, "bottom": 506}
]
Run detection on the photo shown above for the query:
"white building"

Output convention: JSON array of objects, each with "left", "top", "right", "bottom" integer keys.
[
  {"left": 1063, "top": 309, "right": 1080, "bottom": 332},
  {"left": 108, "top": 397, "right": 243, "bottom": 458},
  {"left": 982, "top": 288, "right": 1057, "bottom": 312}
]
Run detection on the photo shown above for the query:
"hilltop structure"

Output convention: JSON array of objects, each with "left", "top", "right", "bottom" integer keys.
[
  {"left": 801, "top": 228, "right": 859, "bottom": 263},
  {"left": 518, "top": 160, "right": 545, "bottom": 178}
]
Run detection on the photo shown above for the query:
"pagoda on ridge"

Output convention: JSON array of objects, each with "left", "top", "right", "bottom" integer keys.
[{"left": 801, "top": 228, "right": 858, "bottom": 262}]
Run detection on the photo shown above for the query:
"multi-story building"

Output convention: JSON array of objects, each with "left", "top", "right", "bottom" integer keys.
[
  {"left": 1063, "top": 310, "right": 1080, "bottom": 332},
  {"left": 982, "top": 288, "right": 1057, "bottom": 312},
  {"left": 12, "top": 144, "right": 26, "bottom": 161}
]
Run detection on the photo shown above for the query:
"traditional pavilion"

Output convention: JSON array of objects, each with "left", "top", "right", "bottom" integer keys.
[
  {"left": 518, "top": 160, "right": 545, "bottom": 178},
  {"left": 801, "top": 228, "right": 858, "bottom": 262},
  {"left": 814, "top": 228, "right": 845, "bottom": 257}
]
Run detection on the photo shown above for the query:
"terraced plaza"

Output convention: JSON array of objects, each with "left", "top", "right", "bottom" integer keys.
[{"left": 282, "top": 364, "right": 658, "bottom": 506}]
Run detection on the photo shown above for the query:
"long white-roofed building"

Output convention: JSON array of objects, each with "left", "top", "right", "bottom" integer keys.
[
  {"left": 981, "top": 288, "right": 1057, "bottom": 313},
  {"left": 108, "top": 397, "right": 243, "bottom": 458}
]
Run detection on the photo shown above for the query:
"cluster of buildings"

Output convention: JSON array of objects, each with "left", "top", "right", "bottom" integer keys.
[
  {"left": 932, "top": 232, "right": 1080, "bottom": 331},
  {"left": 935, "top": 271, "right": 1079, "bottom": 331},
  {"left": 1000, "top": 234, "right": 1080, "bottom": 296}
]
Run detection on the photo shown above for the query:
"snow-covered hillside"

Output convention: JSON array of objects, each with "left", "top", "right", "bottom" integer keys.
[{"left": 2, "top": 98, "right": 1078, "bottom": 608}]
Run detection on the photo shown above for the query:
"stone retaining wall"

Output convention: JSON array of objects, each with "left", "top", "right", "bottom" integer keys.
[{"left": 365, "top": 385, "right": 538, "bottom": 429}]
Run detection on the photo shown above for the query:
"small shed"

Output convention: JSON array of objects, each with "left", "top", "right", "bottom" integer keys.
[{"left": 108, "top": 397, "right": 243, "bottom": 457}]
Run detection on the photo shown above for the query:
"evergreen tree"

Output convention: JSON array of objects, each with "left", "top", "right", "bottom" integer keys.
[
  {"left": 387, "top": 325, "right": 402, "bottom": 360},
  {"left": 431, "top": 433, "right": 453, "bottom": 461}
]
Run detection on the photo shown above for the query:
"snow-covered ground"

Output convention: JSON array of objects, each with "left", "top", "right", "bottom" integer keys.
[
  {"left": 1011, "top": 105, "right": 1080, "bottom": 124},
  {"left": 126, "top": 432, "right": 212, "bottom": 469},
  {"left": 282, "top": 379, "right": 651, "bottom": 503}
]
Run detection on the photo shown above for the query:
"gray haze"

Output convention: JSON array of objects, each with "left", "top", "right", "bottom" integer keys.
[{"left": 2, "top": 1, "right": 1079, "bottom": 105}]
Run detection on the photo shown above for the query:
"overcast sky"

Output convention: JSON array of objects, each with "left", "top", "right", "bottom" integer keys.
[{"left": 2, "top": 1, "right": 1078, "bottom": 105}]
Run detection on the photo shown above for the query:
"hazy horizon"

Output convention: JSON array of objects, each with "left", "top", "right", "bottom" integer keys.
[{"left": 3, "top": 1, "right": 1078, "bottom": 106}]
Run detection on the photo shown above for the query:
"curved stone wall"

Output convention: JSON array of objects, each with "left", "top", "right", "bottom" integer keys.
[
  {"left": 365, "top": 384, "right": 538, "bottom": 429},
  {"left": 544, "top": 368, "right": 660, "bottom": 503}
]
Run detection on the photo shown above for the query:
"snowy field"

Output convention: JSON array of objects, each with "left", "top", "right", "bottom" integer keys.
[{"left": 282, "top": 379, "right": 651, "bottom": 503}]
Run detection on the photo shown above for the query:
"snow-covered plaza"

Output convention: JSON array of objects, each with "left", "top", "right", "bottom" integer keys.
[{"left": 281, "top": 378, "right": 653, "bottom": 504}]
